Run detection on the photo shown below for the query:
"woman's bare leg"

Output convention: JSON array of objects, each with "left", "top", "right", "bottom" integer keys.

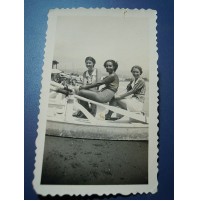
[
  {"left": 105, "top": 99, "right": 127, "bottom": 120},
  {"left": 116, "top": 99, "right": 127, "bottom": 110},
  {"left": 105, "top": 97, "right": 117, "bottom": 119},
  {"left": 78, "top": 90, "right": 99, "bottom": 102}
]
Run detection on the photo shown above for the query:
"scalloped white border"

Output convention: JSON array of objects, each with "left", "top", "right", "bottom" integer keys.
[{"left": 33, "top": 8, "right": 159, "bottom": 196}]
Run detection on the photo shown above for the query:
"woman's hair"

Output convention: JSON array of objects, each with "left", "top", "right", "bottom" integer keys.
[
  {"left": 104, "top": 60, "right": 118, "bottom": 72},
  {"left": 131, "top": 65, "right": 143, "bottom": 75},
  {"left": 85, "top": 56, "right": 96, "bottom": 65}
]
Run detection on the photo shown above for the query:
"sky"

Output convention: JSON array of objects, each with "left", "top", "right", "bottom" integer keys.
[{"left": 53, "top": 15, "right": 152, "bottom": 79}]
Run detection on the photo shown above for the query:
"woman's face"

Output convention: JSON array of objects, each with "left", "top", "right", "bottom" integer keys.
[
  {"left": 105, "top": 61, "right": 114, "bottom": 74},
  {"left": 85, "top": 60, "right": 94, "bottom": 71},
  {"left": 132, "top": 68, "right": 141, "bottom": 79}
]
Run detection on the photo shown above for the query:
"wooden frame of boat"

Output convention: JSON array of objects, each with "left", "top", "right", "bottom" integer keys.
[{"left": 46, "top": 95, "right": 149, "bottom": 141}]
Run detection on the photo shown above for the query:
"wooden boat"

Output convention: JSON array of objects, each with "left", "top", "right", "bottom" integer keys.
[{"left": 46, "top": 92, "right": 149, "bottom": 141}]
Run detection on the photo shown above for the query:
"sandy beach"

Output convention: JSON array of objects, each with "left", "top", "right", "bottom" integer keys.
[{"left": 41, "top": 136, "right": 148, "bottom": 185}]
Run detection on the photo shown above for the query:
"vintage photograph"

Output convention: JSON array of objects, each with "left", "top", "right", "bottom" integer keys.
[{"left": 33, "top": 8, "right": 158, "bottom": 196}]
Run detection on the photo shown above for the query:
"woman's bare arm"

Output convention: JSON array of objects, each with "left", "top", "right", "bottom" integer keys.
[
  {"left": 117, "top": 79, "right": 145, "bottom": 99},
  {"left": 80, "top": 74, "right": 115, "bottom": 90},
  {"left": 82, "top": 71, "right": 87, "bottom": 86}
]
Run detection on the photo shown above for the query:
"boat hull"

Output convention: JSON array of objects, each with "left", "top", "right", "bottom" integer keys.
[{"left": 46, "top": 119, "right": 148, "bottom": 141}]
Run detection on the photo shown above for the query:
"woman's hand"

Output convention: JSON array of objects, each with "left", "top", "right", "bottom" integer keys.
[{"left": 126, "top": 84, "right": 132, "bottom": 91}]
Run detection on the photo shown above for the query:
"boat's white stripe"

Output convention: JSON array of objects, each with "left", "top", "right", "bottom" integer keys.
[{"left": 47, "top": 117, "right": 148, "bottom": 128}]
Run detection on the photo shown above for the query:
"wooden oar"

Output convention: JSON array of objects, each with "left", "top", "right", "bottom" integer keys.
[{"left": 74, "top": 95, "right": 147, "bottom": 124}]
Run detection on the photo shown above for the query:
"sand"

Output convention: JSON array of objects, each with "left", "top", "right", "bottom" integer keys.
[{"left": 41, "top": 136, "right": 148, "bottom": 185}]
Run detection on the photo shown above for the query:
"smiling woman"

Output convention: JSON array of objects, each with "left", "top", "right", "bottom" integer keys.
[
  {"left": 105, "top": 65, "right": 146, "bottom": 120},
  {"left": 76, "top": 56, "right": 98, "bottom": 117},
  {"left": 83, "top": 57, "right": 97, "bottom": 85},
  {"left": 77, "top": 59, "right": 119, "bottom": 106}
]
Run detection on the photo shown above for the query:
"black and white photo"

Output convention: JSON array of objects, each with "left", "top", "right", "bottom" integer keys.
[{"left": 33, "top": 8, "right": 158, "bottom": 196}]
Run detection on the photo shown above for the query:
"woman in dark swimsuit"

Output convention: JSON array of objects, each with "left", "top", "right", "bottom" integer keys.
[{"left": 77, "top": 59, "right": 119, "bottom": 104}]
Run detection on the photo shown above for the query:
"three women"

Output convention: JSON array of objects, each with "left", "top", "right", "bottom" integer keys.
[{"left": 69, "top": 56, "right": 146, "bottom": 119}]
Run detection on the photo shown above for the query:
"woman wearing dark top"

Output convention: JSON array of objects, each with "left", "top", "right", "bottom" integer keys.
[
  {"left": 78, "top": 60, "right": 119, "bottom": 104},
  {"left": 105, "top": 65, "right": 146, "bottom": 120}
]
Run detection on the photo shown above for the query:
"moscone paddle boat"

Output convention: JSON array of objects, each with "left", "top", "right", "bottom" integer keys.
[{"left": 46, "top": 82, "right": 149, "bottom": 141}]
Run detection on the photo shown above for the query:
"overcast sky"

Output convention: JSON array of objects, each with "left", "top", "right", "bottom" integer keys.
[{"left": 53, "top": 15, "right": 151, "bottom": 78}]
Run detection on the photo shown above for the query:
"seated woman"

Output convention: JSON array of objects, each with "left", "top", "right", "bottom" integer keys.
[
  {"left": 105, "top": 65, "right": 146, "bottom": 120},
  {"left": 75, "top": 56, "right": 98, "bottom": 117},
  {"left": 77, "top": 60, "right": 119, "bottom": 116}
]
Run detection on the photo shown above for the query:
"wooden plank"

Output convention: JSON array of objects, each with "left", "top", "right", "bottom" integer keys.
[
  {"left": 48, "top": 103, "right": 66, "bottom": 106},
  {"left": 74, "top": 95, "right": 147, "bottom": 123},
  {"left": 74, "top": 102, "right": 97, "bottom": 124}
]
